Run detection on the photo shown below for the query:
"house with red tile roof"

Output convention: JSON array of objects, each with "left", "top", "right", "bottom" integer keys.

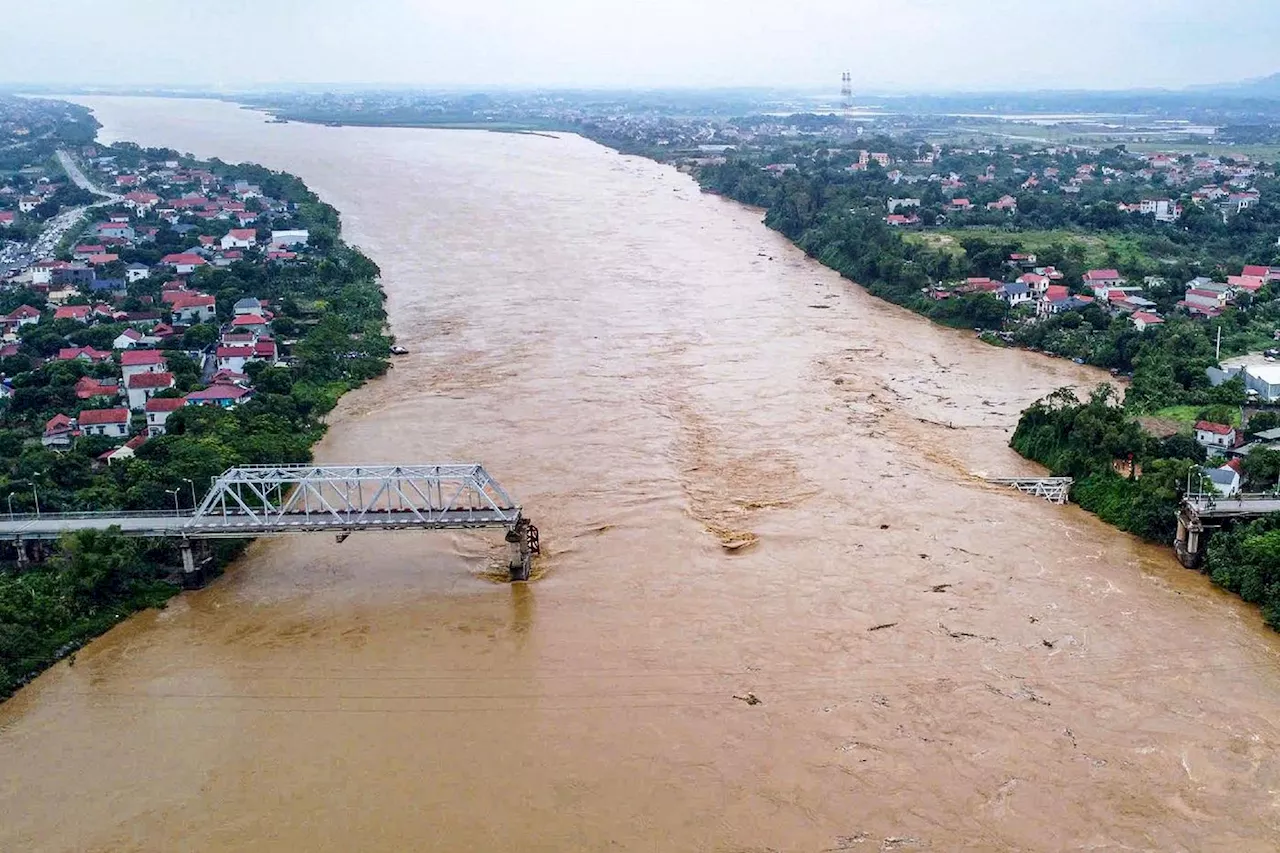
[
  {"left": 120, "top": 348, "right": 168, "bottom": 381},
  {"left": 1131, "top": 311, "right": 1165, "bottom": 331},
  {"left": 125, "top": 371, "right": 175, "bottom": 410},
  {"left": 221, "top": 228, "right": 257, "bottom": 250},
  {"left": 99, "top": 434, "right": 147, "bottom": 466},
  {"left": 145, "top": 397, "right": 186, "bottom": 435},
  {"left": 57, "top": 346, "right": 112, "bottom": 363},
  {"left": 77, "top": 407, "right": 130, "bottom": 438},
  {"left": 168, "top": 292, "right": 216, "bottom": 323},
  {"left": 1195, "top": 421, "right": 1236, "bottom": 456},
  {"left": 1082, "top": 269, "right": 1125, "bottom": 288},
  {"left": 75, "top": 376, "right": 119, "bottom": 400},
  {"left": 160, "top": 253, "right": 208, "bottom": 274},
  {"left": 53, "top": 305, "right": 92, "bottom": 322},
  {"left": 186, "top": 382, "right": 252, "bottom": 408},
  {"left": 5, "top": 304, "right": 41, "bottom": 330},
  {"left": 42, "top": 414, "right": 76, "bottom": 449}
]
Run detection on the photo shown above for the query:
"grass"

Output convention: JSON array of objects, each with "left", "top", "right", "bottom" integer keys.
[
  {"left": 1152, "top": 404, "right": 1241, "bottom": 427},
  {"left": 904, "top": 227, "right": 1144, "bottom": 269}
]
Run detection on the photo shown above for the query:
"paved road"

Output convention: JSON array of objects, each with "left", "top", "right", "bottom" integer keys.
[
  {"left": 56, "top": 149, "right": 121, "bottom": 200},
  {"left": 1, "top": 150, "right": 125, "bottom": 274},
  {"left": 0, "top": 508, "right": 519, "bottom": 540}
]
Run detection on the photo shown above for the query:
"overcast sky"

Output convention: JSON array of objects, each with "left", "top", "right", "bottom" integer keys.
[{"left": 2, "top": 0, "right": 1276, "bottom": 92}]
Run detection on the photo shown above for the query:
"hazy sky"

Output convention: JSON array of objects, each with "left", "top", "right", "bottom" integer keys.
[{"left": 3, "top": 0, "right": 1277, "bottom": 92}]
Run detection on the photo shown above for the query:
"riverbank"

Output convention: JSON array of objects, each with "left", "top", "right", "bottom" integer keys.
[{"left": 0, "top": 131, "right": 392, "bottom": 699}]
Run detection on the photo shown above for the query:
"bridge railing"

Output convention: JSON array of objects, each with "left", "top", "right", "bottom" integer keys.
[{"left": 1, "top": 509, "right": 194, "bottom": 522}]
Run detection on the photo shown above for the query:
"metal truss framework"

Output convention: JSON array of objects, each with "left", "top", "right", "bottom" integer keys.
[
  {"left": 985, "top": 477, "right": 1073, "bottom": 505},
  {"left": 189, "top": 464, "right": 523, "bottom": 533}
]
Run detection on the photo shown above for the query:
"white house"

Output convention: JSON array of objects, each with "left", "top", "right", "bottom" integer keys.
[
  {"left": 145, "top": 397, "right": 186, "bottom": 436},
  {"left": 1203, "top": 461, "right": 1241, "bottom": 497},
  {"left": 6, "top": 304, "right": 41, "bottom": 330},
  {"left": 113, "top": 328, "right": 146, "bottom": 350},
  {"left": 161, "top": 253, "right": 208, "bottom": 275},
  {"left": 1194, "top": 420, "right": 1236, "bottom": 456},
  {"left": 216, "top": 344, "right": 254, "bottom": 373},
  {"left": 270, "top": 229, "right": 309, "bottom": 247},
  {"left": 42, "top": 414, "right": 76, "bottom": 449},
  {"left": 121, "top": 349, "right": 168, "bottom": 382},
  {"left": 170, "top": 293, "right": 216, "bottom": 324},
  {"left": 233, "top": 297, "right": 262, "bottom": 316},
  {"left": 125, "top": 371, "right": 175, "bottom": 411},
  {"left": 995, "top": 281, "right": 1033, "bottom": 307},
  {"left": 220, "top": 228, "right": 257, "bottom": 250},
  {"left": 101, "top": 434, "right": 147, "bottom": 465},
  {"left": 1140, "top": 199, "right": 1181, "bottom": 223},
  {"left": 1131, "top": 311, "right": 1165, "bottom": 332},
  {"left": 77, "top": 408, "right": 130, "bottom": 439},
  {"left": 125, "top": 263, "right": 150, "bottom": 283}
]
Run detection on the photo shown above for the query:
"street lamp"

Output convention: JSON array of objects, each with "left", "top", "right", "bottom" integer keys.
[
  {"left": 31, "top": 470, "right": 44, "bottom": 518},
  {"left": 165, "top": 488, "right": 180, "bottom": 516},
  {"left": 6, "top": 493, "right": 13, "bottom": 521},
  {"left": 182, "top": 478, "right": 196, "bottom": 511}
]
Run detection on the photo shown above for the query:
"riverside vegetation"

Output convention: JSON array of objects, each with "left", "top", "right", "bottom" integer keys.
[
  {"left": 0, "top": 126, "right": 391, "bottom": 697},
  {"left": 684, "top": 139, "right": 1280, "bottom": 628}
]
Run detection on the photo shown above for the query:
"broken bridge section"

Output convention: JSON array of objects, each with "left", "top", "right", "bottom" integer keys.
[
  {"left": 984, "top": 476, "right": 1073, "bottom": 505},
  {"left": 0, "top": 463, "right": 540, "bottom": 582}
]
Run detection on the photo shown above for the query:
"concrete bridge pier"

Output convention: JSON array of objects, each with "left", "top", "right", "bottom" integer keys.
[
  {"left": 179, "top": 540, "right": 211, "bottom": 589},
  {"left": 1173, "top": 508, "right": 1205, "bottom": 569},
  {"left": 505, "top": 518, "right": 540, "bottom": 582}
]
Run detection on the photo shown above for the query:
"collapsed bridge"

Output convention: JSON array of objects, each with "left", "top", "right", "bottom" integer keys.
[{"left": 0, "top": 464, "right": 540, "bottom": 582}]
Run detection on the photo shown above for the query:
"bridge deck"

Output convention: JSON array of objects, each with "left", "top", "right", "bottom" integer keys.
[
  {"left": 1184, "top": 496, "right": 1280, "bottom": 520},
  {"left": 0, "top": 509, "right": 519, "bottom": 541}
]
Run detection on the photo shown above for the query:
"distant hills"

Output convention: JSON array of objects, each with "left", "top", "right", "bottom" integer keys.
[{"left": 1192, "top": 72, "right": 1280, "bottom": 98}]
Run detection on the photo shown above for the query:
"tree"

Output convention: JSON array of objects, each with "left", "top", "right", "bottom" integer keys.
[{"left": 1243, "top": 448, "right": 1280, "bottom": 491}]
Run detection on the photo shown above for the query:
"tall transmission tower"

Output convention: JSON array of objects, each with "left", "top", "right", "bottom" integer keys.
[{"left": 840, "top": 71, "right": 853, "bottom": 111}]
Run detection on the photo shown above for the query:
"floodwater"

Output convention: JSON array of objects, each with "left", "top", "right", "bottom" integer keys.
[{"left": 2, "top": 97, "right": 1279, "bottom": 852}]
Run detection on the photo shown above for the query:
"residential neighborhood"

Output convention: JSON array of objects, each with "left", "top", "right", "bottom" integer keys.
[{"left": 1, "top": 134, "right": 323, "bottom": 463}]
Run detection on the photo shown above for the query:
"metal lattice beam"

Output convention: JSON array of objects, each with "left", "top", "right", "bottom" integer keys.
[
  {"left": 985, "top": 477, "right": 1073, "bottom": 505},
  {"left": 185, "top": 464, "right": 523, "bottom": 535}
]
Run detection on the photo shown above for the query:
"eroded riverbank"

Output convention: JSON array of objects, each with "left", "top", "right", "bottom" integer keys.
[{"left": 1, "top": 96, "right": 1278, "bottom": 852}]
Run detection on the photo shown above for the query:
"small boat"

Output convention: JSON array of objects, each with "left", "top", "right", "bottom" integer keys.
[{"left": 390, "top": 345, "right": 409, "bottom": 356}]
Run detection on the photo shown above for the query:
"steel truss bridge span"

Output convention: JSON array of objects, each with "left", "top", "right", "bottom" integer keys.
[{"left": 0, "top": 464, "right": 540, "bottom": 581}]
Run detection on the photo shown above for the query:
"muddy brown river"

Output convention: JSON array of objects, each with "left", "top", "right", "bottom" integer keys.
[{"left": 1, "top": 97, "right": 1279, "bottom": 851}]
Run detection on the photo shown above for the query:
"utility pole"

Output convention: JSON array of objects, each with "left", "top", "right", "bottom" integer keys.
[{"left": 1216, "top": 325, "right": 1222, "bottom": 362}]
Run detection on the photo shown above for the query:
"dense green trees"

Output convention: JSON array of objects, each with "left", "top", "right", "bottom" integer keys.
[
  {"left": 0, "top": 528, "right": 176, "bottom": 697},
  {"left": 1010, "top": 385, "right": 1201, "bottom": 542},
  {"left": 1205, "top": 518, "right": 1280, "bottom": 629}
]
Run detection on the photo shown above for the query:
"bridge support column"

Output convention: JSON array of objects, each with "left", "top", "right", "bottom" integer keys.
[
  {"left": 505, "top": 518, "right": 539, "bottom": 582},
  {"left": 14, "top": 538, "right": 27, "bottom": 569},
  {"left": 179, "top": 541, "right": 209, "bottom": 589}
]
